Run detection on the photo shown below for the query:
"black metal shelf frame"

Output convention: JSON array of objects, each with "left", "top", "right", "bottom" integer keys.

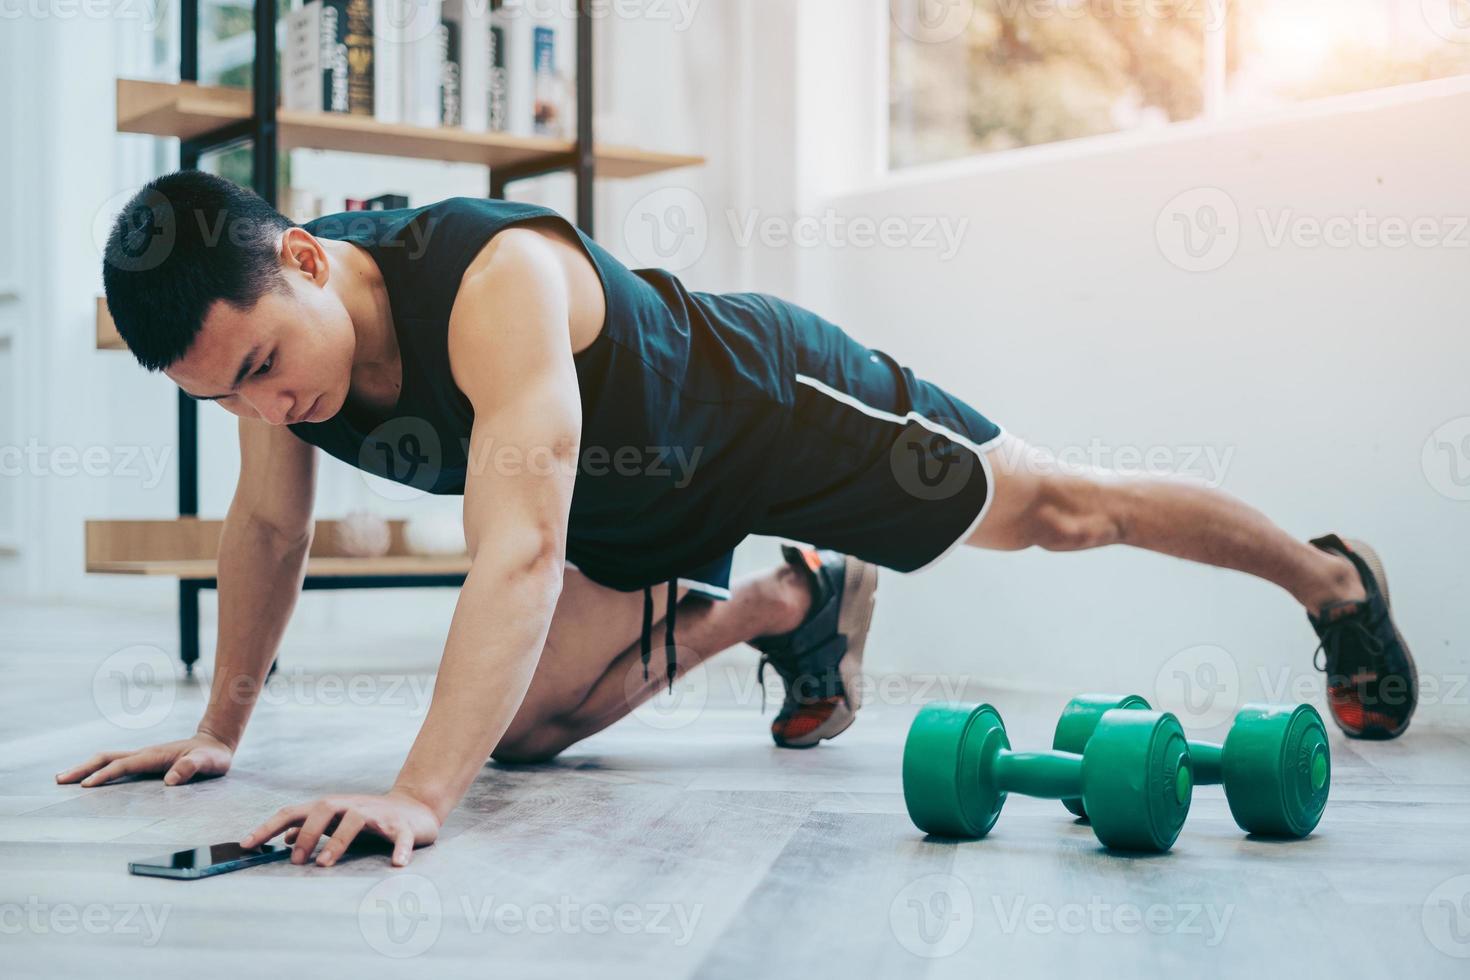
[{"left": 170, "top": 0, "right": 597, "bottom": 672}]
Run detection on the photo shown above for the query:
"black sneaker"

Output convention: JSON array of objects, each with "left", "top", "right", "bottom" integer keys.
[
  {"left": 1308, "top": 534, "right": 1418, "bottom": 739},
  {"left": 749, "top": 545, "right": 879, "bottom": 748}
]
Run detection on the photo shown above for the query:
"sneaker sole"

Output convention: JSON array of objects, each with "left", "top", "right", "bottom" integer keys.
[
  {"left": 772, "top": 703, "right": 856, "bottom": 749},
  {"left": 772, "top": 557, "right": 879, "bottom": 749},
  {"left": 837, "top": 557, "right": 880, "bottom": 713},
  {"left": 1341, "top": 537, "right": 1418, "bottom": 739}
]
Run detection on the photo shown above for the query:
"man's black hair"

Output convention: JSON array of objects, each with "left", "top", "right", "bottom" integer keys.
[{"left": 101, "top": 170, "right": 296, "bottom": 371}]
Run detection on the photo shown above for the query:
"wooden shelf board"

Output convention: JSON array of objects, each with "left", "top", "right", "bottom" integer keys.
[
  {"left": 117, "top": 79, "right": 703, "bottom": 176},
  {"left": 96, "top": 297, "right": 125, "bottom": 351},
  {"left": 86, "top": 518, "right": 470, "bottom": 579},
  {"left": 88, "top": 556, "right": 472, "bottom": 578},
  {"left": 276, "top": 107, "right": 570, "bottom": 168},
  {"left": 116, "top": 79, "right": 254, "bottom": 141}
]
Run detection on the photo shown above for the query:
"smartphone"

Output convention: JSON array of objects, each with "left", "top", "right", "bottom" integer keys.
[{"left": 129, "top": 842, "right": 291, "bottom": 880}]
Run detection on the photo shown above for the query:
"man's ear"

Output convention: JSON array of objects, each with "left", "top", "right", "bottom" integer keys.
[{"left": 281, "top": 227, "right": 328, "bottom": 285}]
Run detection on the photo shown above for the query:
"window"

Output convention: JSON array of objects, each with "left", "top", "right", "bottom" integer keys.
[{"left": 889, "top": 0, "right": 1470, "bottom": 168}]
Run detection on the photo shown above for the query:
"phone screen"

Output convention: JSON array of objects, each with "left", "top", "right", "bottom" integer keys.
[{"left": 129, "top": 842, "right": 290, "bottom": 879}]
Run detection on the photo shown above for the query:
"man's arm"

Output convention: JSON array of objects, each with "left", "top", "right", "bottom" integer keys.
[
  {"left": 391, "top": 230, "right": 580, "bottom": 819},
  {"left": 58, "top": 418, "right": 317, "bottom": 787},
  {"left": 199, "top": 416, "right": 320, "bottom": 749},
  {"left": 241, "top": 228, "right": 581, "bottom": 866}
]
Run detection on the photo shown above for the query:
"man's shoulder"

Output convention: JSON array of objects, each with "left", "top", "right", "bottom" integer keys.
[{"left": 459, "top": 224, "right": 557, "bottom": 283}]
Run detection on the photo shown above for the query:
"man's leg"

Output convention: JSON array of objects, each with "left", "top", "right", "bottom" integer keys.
[
  {"left": 965, "top": 435, "right": 1366, "bottom": 611},
  {"left": 961, "top": 433, "right": 1419, "bottom": 738},
  {"left": 492, "top": 563, "right": 813, "bottom": 763}
]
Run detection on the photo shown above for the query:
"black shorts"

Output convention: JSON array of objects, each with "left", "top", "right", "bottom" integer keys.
[{"left": 639, "top": 299, "right": 1005, "bottom": 599}]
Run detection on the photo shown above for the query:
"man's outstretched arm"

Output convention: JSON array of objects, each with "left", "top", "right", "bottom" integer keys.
[
  {"left": 59, "top": 415, "right": 318, "bottom": 787},
  {"left": 241, "top": 228, "right": 581, "bottom": 866}
]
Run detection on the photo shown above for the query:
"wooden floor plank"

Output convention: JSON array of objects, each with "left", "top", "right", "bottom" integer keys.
[{"left": 2, "top": 599, "right": 1467, "bottom": 978}]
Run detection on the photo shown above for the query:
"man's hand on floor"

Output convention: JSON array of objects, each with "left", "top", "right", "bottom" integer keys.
[
  {"left": 56, "top": 731, "right": 235, "bottom": 787},
  {"left": 240, "top": 790, "right": 441, "bottom": 868}
]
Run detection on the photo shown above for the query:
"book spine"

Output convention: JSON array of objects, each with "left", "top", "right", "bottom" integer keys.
[
  {"left": 320, "top": 0, "right": 350, "bottom": 114},
  {"left": 373, "top": 0, "right": 402, "bottom": 122},
  {"left": 439, "top": 18, "right": 461, "bottom": 127},
  {"left": 282, "top": 4, "right": 323, "bottom": 112},
  {"left": 532, "top": 24, "right": 557, "bottom": 137},
  {"left": 345, "top": 0, "right": 375, "bottom": 116},
  {"left": 365, "top": 193, "right": 410, "bottom": 210},
  {"left": 409, "top": 0, "right": 444, "bottom": 127},
  {"left": 487, "top": 19, "right": 508, "bottom": 132},
  {"left": 503, "top": 10, "right": 534, "bottom": 136}
]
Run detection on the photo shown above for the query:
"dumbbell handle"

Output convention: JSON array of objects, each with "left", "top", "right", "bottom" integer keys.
[
  {"left": 1187, "top": 741, "right": 1223, "bottom": 784},
  {"left": 990, "top": 749, "right": 1084, "bottom": 800}
]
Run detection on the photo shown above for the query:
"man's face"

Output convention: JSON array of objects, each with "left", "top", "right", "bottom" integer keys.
[{"left": 164, "top": 233, "right": 356, "bottom": 426}]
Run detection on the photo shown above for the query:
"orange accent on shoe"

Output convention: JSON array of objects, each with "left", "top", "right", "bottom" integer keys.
[
  {"left": 1328, "top": 687, "right": 1402, "bottom": 736},
  {"left": 800, "top": 547, "right": 824, "bottom": 575},
  {"left": 772, "top": 697, "right": 840, "bottom": 741},
  {"left": 1329, "top": 693, "right": 1366, "bottom": 733}
]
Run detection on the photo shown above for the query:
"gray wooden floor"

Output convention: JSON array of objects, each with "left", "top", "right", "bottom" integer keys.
[{"left": 4, "top": 599, "right": 1469, "bottom": 979}]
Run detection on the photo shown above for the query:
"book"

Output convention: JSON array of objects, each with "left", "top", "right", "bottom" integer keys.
[
  {"left": 282, "top": 4, "right": 322, "bottom": 112},
  {"left": 487, "top": 9, "right": 509, "bottom": 132},
  {"left": 365, "top": 193, "right": 410, "bottom": 210},
  {"left": 281, "top": 0, "right": 373, "bottom": 116},
  {"left": 532, "top": 24, "right": 559, "bottom": 137},
  {"left": 502, "top": 7, "right": 534, "bottom": 136},
  {"left": 401, "top": 0, "right": 444, "bottom": 127},
  {"left": 344, "top": 0, "right": 375, "bottom": 116},
  {"left": 442, "top": 0, "right": 489, "bottom": 131},
  {"left": 439, "top": 12, "right": 462, "bottom": 126},
  {"left": 374, "top": 0, "right": 402, "bottom": 123}
]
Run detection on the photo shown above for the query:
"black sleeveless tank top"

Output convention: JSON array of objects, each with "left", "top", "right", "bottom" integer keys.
[{"left": 290, "top": 197, "right": 796, "bottom": 598}]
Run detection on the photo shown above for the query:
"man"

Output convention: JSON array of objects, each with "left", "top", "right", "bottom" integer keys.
[{"left": 61, "top": 171, "right": 1416, "bottom": 869}]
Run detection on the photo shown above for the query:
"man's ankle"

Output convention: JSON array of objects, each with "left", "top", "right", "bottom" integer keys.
[
  {"left": 1303, "top": 550, "right": 1368, "bottom": 613},
  {"left": 760, "top": 563, "right": 815, "bottom": 636}
]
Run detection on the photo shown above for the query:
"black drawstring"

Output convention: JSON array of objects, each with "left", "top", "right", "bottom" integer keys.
[
  {"left": 640, "top": 586, "right": 654, "bottom": 681},
  {"left": 639, "top": 579, "right": 680, "bottom": 693},
  {"left": 756, "top": 655, "right": 769, "bottom": 714},
  {"left": 664, "top": 577, "right": 678, "bottom": 692}
]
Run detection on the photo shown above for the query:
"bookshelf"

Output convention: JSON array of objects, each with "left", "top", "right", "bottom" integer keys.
[
  {"left": 86, "top": 519, "right": 473, "bottom": 578},
  {"left": 115, "top": 79, "right": 704, "bottom": 177},
  {"left": 91, "top": 0, "right": 703, "bottom": 672}
]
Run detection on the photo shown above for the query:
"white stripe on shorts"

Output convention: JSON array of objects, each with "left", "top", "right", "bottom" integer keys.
[{"left": 793, "top": 372, "right": 1007, "bottom": 573}]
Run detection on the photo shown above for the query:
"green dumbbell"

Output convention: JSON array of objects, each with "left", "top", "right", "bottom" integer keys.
[
  {"left": 1052, "top": 695, "right": 1329, "bottom": 838},
  {"left": 903, "top": 702, "right": 1193, "bottom": 853}
]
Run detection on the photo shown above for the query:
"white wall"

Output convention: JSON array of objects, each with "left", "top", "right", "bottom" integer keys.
[
  {"left": 0, "top": 0, "right": 748, "bottom": 655},
  {"left": 6, "top": 2, "right": 1467, "bottom": 729},
  {"left": 790, "top": 80, "right": 1470, "bottom": 726}
]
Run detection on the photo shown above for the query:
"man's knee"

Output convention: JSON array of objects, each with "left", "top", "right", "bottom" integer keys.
[{"left": 490, "top": 721, "right": 575, "bottom": 765}]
